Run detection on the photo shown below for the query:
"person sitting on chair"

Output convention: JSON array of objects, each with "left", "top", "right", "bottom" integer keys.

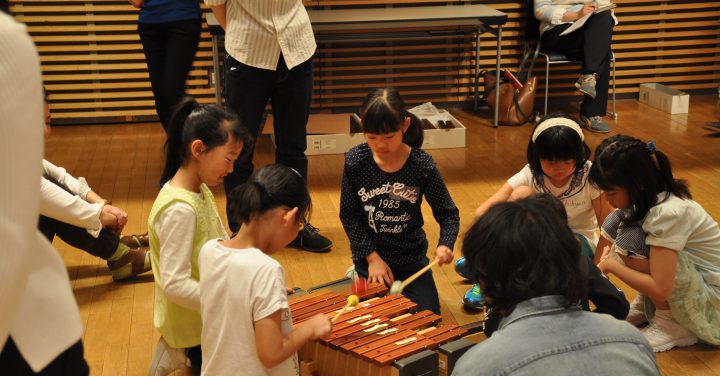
[{"left": 534, "top": 0, "right": 617, "bottom": 133}]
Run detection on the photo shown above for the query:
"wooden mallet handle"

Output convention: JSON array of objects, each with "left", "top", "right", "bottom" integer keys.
[{"left": 400, "top": 258, "right": 441, "bottom": 291}]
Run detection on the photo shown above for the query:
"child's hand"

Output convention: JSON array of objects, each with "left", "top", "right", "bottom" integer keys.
[
  {"left": 434, "top": 246, "right": 454, "bottom": 265},
  {"left": 597, "top": 245, "right": 614, "bottom": 274},
  {"left": 367, "top": 252, "right": 394, "bottom": 286},
  {"left": 305, "top": 314, "right": 332, "bottom": 340},
  {"left": 579, "top": 3, "right": 597, "bottom": 17},
  {"left": 103, "top": 205, "right": 128, "bottom": 234}
]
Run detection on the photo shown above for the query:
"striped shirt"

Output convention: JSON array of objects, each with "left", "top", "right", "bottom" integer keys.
[
  {"left": 534, "top": 0, "right": 617, "bottom": 35},
  {"left": 204, "top": 0, "right": 316, "bottom": 71}
]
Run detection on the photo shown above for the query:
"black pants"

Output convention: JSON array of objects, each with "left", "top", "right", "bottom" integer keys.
[
  {"left": 38, "top": 215, "right": 119, "bottom": 260},
  {"left": 222, "top": 55, "right": 313, "bottom": 232},
  {"left": 354, "top": 257, "right": 441, "bottom": 315},
  {"left": 541, "top": 11, "right": 614, "bottom": 117},
  {"left": 0, "top": 337, "right": 89, "bottom": 376},
  {"left": 138, "top": 19, "right": 201, "bottom": 131}
]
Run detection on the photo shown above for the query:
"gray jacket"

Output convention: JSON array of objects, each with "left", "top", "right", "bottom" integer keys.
[{"left": 453, "top": 295, "right": 659, "bottom": 376}]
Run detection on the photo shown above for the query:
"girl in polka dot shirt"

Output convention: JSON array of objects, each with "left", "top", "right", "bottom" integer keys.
[{"left": 339, "top": 88, "right": 460, "bottom": 314}]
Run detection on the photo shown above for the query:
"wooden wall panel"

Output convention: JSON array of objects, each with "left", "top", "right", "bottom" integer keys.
[{"left": 8, "top": 0, "right": 720, "bottom": 124}]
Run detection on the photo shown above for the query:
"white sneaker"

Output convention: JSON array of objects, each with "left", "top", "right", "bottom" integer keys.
[
  {"left": 642, "top": 315, "right": 698, "bottom": 352},
  {"left": 148, "top": 337, "right": 190, "bottom": 376},
  {"left": 626, "top": 294, "right": 648, "bottom": 326}
]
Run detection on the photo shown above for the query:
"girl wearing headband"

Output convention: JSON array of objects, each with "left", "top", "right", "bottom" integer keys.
[
  {"left": 591, "top": 134, "right": 720, "bottom": 352},
  {"left": 455, "top": 114, "right": 612, "bottom": 311}
]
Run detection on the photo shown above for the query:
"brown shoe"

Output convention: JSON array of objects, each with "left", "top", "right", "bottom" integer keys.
[
  {"left": 107, "top": 247, "right": 151, "bottom": 282},
  {"left": 120, "top": 232, "right": 149, "bottom": 248}
]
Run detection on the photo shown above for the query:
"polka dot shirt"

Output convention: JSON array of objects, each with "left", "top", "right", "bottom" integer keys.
[{"left": 339, "top": 144, "right": 459, "bottom": 268}]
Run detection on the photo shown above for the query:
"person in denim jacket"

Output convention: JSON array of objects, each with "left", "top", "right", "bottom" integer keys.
[{"left": 453, "top": 197, "right": 659, "bottom": 376}]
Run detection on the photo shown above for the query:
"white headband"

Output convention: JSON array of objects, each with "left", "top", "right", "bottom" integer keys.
[{"left": 531, "top": 117, "right": 585, "bottom": 142}]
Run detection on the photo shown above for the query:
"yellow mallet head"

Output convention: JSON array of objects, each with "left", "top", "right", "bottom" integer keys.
[
  {"left": 389, "top": 280, "right": 403, "bottom": 295},
  {"left": 346, "top": 294, "right": 360, "bottom": 307}
]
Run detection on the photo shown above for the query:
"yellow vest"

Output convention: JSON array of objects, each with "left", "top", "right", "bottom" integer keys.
[{"left": 148, "top": 183, "right": 227, "bottom": 348}]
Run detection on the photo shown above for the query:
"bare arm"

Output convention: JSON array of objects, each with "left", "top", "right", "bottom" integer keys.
[
  {"left": 475, "top": 182, "right": 514, "bottom": 218},
  {"left": 255, "top": 311, "right": 331, "bottom": 369},
  {"left": 599, "top": 246, "right": 677, "bottom": 304},
  {"left": 210, "top": 4, "right": 227, "bottom": 30},
  {"left": 592, "top": 193, "right": 613, "bottom": 232}
]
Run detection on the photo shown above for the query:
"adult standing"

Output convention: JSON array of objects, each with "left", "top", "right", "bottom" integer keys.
[
  {"left": 0, "top": 6, "right": 88, "bottom": 374},
  {"left": 534, "top": 0, "right": 617, "bottom": 133},
  {"left": 205, "top": 0, "right": 332, "bottom": 252},
  {"left": 130, "top": 0, "right": 202, "bottom": 132}
]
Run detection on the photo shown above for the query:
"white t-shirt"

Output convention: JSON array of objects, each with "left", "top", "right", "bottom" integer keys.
[
  {"left": 507, "top": 161, "right": 601, "bottom": 245},
  {"left": 199, "top": 239, "right": 298, "bottom": 376},
  {"left": 643, "top": 193, "right": 720, "bottom": 307}
]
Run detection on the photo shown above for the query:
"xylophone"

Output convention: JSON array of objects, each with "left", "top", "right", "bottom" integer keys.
[{"left": 290, "top": 283, "right": 476, "bottom": 376}]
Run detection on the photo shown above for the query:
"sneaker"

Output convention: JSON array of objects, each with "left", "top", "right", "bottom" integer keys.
[
  {"left": 454, "top": 257, "right": 471, "bottom": 280},
  {"left": 580, "top": 115, "right": 611, "bottom": 133},
  {"left": 148, "top": 337, "right": 190, "bottom": 376},
  {"left": 288, "top": 222, "right": 332, "bottom": 253},
  {"left": 642, "top": 315, "right": 698, "bottom": 352},
  {"left": 575, "top": 73, "right": 598, "bottom": 99},
  {"left": 462, "top": 283, "right": 486, "bottom": 311},
  {"left": 626, "top": 294, "right": 648, "bottom": 326}
]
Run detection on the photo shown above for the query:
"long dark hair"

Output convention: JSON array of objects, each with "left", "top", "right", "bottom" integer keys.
[
  {"left": 462, "top": 198, "right": 586, "bottom": 317},
  {"left": 589, "top": 134, "right": 690, "bottom": 223},
  {"left": 360, "top": 87, "right": 423, "bottom": 148},
  {"left": 527, "top": 114, "right": 591, "bottom": 187},
  {"left": 228, "top": 164, "right": 311, "bottom": 227},
  {"left": 160, "top": 97, "right": 248, "bottom": 185}
]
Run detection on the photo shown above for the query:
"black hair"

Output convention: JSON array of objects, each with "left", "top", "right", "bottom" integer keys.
[
  {"left": 589, "top": 134, "right": 690, "bottom": 223},
  {"left": 160, "top": 97, "right": 249, "bottom": 186},
  {"left": 1, "top": 0, "right": 9, "bottom": 14},
  {"left": 527, "top": 192, "right": 568, "bottom": 222},
  {"left": 228, "top": 164, "right": 311, "bottom": 226},
  {"left": 359, "top": 87, "right": 423, "bottom": 148},
  {"left": 527, "top": 114, "right": 591, "bottom": 187},
  {"left": 462, "top": 198, "right": 586, "bottom": 317}
]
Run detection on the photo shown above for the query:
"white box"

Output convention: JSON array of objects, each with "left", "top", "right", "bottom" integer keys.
[
  {"left": 639, "top": 83, "right": 689, "bottom": 114},
  {"left": 262, "top": 112, "right": 466, "bottom": 156}
]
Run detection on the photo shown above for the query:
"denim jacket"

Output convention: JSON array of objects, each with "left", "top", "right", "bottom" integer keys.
[{"left": 452, "top": 296, "right": 659, "bottom": 376}]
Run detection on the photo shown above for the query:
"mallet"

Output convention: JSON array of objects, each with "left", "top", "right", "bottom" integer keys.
[
  {"left": 331, "top": 294, "right": 360, "bottom": 324},
  {"left": 389, "top": 258, "right": 441, "bottom": 295}
]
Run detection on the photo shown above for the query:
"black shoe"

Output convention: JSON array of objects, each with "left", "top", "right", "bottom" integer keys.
[{"left": 289, "top": 222, "right": 332, "bottom": 253}]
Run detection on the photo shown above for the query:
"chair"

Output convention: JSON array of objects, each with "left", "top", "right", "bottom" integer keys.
[{"left": 521, "top": 0, "right": 617, "bottom": 119}]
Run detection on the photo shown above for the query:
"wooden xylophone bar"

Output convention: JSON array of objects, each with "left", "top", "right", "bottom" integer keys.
[{"left": 290, "top": 284, "right": 473, "bottom": 376}]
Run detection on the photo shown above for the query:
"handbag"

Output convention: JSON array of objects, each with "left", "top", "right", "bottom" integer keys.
[
  {"left": 482, "top": 46, "right": 539, "bottom": 126},
  {"left": 483, "top": 70, "right": 537, "bottom": 126}
]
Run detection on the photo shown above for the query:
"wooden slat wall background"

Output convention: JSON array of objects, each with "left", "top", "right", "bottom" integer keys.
[{"left": 9, "top": 0, "right": 720, "bottom": 124}]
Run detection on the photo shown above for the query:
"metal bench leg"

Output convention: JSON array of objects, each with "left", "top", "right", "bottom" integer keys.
[
  {"left": 610, "top": 56, "right": 617, "bottom": 120},
  {"left": 544, "top": 59, "right": 550, "bottom": 116}
]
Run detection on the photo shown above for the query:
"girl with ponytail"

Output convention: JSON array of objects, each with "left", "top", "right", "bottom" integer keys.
[
  {"left": 591, "top": 134, "right": 720, "bottom": 352},
  {"left": 148, "top": 97, "right": 248, "bottom": 375},
  {"left": 339, "top": 88, "right": 460, "bottom": 315},
  {"left": 198, "top": 164, "right": 331, "bottom": 375}
]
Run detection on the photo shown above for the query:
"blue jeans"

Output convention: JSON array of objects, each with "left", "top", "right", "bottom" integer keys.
[
  {"left": 354, "top": 257, "right": 441, "bottom": 315},
  {"left": 222, "top": 55, "right": 312, "bottom": 232}
]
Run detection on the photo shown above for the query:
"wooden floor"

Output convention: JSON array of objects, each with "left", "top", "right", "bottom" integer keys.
[{"left": 46, "top": 96, "right": 720, "bottom": 375}]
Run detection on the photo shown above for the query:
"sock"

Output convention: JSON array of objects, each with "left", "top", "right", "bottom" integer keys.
[{"left": 109, "top": 243, "right": 130, "bottom": 261}]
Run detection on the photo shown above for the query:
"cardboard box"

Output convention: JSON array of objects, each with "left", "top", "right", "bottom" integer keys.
[
  {"left": 639, "top": 83, "right": 689, "bottom": 114},
  {"left": 262, "top": 111, "right": 466, "bottom": 156}
]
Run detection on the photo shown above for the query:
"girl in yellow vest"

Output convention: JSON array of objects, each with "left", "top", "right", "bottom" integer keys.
[{"left": 147, "top": 97, "right": 248, "bottom": 375}]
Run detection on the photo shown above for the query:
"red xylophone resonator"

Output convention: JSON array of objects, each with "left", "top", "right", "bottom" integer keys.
[{"left": 290, "top": 283, "right": 476, "bottom": 376}]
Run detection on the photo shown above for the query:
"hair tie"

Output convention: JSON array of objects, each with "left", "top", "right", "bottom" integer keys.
[
  {"left": 646, "top": 140, "right": 656, "bottom": 154},
  {"left": 531, "top": 117, "right": 585, "bottom": 142}
]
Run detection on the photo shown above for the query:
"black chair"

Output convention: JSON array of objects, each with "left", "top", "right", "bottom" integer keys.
[{"left": 521, "top": 0, "right": 617, "bottom": 119}]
